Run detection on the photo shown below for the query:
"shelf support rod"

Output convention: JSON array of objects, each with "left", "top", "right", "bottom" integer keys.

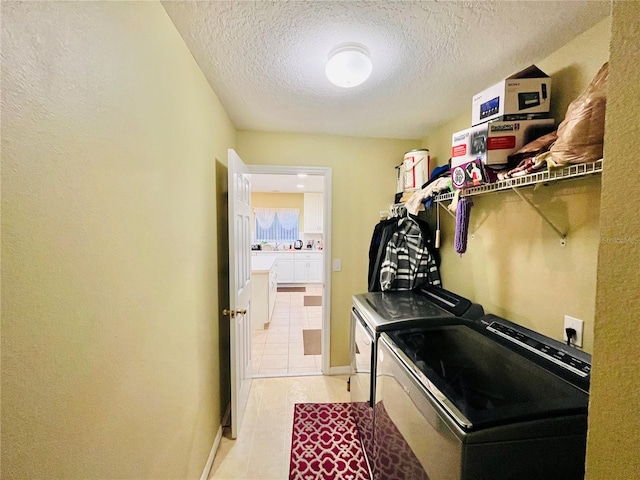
[{"left": 511, "top": 187, "right": 566, "bottom": 246}]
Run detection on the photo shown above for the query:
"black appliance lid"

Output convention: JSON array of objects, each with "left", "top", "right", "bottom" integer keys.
[
  {"left": 415, "top": 285, "right": 478, "bottom": 318},
  {"left": 353, "top": 291, "right": 454, "bottom": 332},
  {"left": 386, "top": 322, "right": 590, "bottom": 430}
]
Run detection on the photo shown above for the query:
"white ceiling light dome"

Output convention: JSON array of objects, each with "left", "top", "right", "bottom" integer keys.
[{"left": 325, "top": 43, "right": 373, "bottom": 88}]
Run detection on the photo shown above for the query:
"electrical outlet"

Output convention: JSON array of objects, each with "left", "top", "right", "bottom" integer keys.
[{"left": 564, "top": 315, "right": 584, "bottom": 347}]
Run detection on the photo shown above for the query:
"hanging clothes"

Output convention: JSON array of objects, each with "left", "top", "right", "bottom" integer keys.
[
  {"left": 368, "top": 214, "right": 440, "bottom": 292},
  {"left": 368, "top": 217, "right": 398, "bottom": 292},
  {"left": 380, "top": 217, "right": 441, "bottom": 291}
]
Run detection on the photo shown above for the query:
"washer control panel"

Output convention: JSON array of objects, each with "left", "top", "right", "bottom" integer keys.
[{"left": 487, "top": 321, "right": 591, "bottom": 378}]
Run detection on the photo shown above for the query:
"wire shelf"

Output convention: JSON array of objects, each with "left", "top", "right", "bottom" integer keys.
[
  {"left": 434, "top": 159, "right": 603, "bottom": 202},
  {"left": 432, "top": 159, "right": 603, "bottom": 246}
]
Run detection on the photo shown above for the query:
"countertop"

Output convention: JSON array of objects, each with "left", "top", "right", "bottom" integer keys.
[
  {"left": 251, "top": 256, "right": 277, "bottom": 273},
  {"left": 252, "top": 249, "right": 323, "bottom": 254}
]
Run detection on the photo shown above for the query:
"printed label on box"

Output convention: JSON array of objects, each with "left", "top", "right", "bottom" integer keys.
[
  {"left": 452, "top": 145, "right": 467, "bottom": 157},
  {"left": 488, "top": 136, "right": 516, "bottom": 150}
]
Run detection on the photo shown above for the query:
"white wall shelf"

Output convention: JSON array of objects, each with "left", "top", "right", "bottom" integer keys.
[
  {"left": 435, "top": 159, "right": 603, "bottom": 201},
  {"left": 434, "top": 159, "right": 603, "bottom": 245}
]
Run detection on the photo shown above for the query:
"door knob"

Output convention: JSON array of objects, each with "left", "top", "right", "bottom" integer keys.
[{"left": 222, "top": 309, "right": 247, "bottom": 318}]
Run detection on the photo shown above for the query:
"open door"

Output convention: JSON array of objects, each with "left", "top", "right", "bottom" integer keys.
[{"left": 226, "top": 149, "right": 252, "bottom": 439}]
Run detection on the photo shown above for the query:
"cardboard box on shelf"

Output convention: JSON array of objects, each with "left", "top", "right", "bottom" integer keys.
[
  {"left": 451, "top": 118, "right": 555, "bottom": 170},
  {"left": 472, "top": 65, "right": 551, "bottom": 126},
  {"left": 489, "top": 113, "right": 550, "bottom": 122}
]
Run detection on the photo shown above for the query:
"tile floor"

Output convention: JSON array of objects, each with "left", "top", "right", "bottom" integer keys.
[
  {"left": 208, "top": 375, "right": 351, "bottom": 480},
  {"left": 252, "top": 286, "right": 324, "bottom": 376}
]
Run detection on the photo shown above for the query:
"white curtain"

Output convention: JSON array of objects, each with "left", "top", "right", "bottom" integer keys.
[
  {"left": 254, "top": 208, "right": 300, "bottom": 242},
  {"left": 254, "top": 208, "right": 277, "bottom": 229},
  {"left": 277, "top": 209, "right": 299, "bottom": 229}
]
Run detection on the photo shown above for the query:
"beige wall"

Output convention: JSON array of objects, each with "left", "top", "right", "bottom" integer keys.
[
  {"left": 587, "top": 2, "right": 640, "bottom": 478},
  {"left": 1, "top": 2, "right": 235, "bottom": 479},
  {"left": 237, "top": 132, "right": 420, "bottom": 366},
  {"left": 2, "top": 1, "right": 638, "bottom": 479},
  {"left": 420, "top": 17, "right": 612, "bottom": 353},
  {"left": 251, "top": 192, "right": 305, "bottom": 234}
]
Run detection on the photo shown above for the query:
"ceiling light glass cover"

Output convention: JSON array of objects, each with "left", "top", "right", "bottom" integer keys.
[{"left": 325, "top": 43, "right": 372, "bottom": 88}]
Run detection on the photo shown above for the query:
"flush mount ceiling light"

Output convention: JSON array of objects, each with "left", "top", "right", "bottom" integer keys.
[{"left": 325, "top": 43, "right": 372, "bottom": 88}]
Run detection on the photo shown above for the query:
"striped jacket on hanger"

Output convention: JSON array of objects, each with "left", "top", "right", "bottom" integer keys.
[{"left": 380, "top": 217, "right": 441, "bottom": 291}]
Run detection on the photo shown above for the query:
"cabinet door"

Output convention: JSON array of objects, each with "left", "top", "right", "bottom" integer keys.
[
  {"left": 271, "top": 253, "right": 294, "bottom": 283},
  {"left": 293, "top": 254, "right": 323, "bottom": 283},
  {"left": 304, "top": 193, "right": 323, "bottom": 233},
  {"left": 307, "top": 259, "right": 323, "bottom": 283},
  {"left": 293, "top": 260, "right": 308, "bottom": 283},
  {"left": 277, "top": 259, "right": 294, "bottom": 283}
]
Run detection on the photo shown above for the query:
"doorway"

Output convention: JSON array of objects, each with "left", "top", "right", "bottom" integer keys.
[{"left": 248, "top": 165, "right": 332, "bottom": 377}]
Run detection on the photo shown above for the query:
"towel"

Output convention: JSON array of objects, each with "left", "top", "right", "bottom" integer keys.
[{"left": 454, "top": 197, "right": 473, "bottom": 255}]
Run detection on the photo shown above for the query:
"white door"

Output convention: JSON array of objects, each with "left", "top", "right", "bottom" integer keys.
[{"left": 227, "top": 149, "right": 252, "bottom": 439}]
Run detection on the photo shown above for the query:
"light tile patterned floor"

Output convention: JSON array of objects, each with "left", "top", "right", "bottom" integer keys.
[
  {"left": 252, "top": 286, "right": 324, "bottom": 376},
  {"left": 208, "top": 375, "right": 351, "bottom": 480}
]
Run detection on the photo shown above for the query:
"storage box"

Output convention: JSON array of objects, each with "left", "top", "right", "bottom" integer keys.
[
  {"left": 451, "top": 118, "right": 555, "bottom": 169},
  {"left": 472, "top": 65, "right": 551, "bottom": 126},
  {"left": 451, "top": 159, "right": 499, "bottom": 190}
]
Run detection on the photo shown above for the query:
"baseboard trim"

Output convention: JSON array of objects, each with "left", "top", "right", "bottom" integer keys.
[
  {"left": 200, "top": 404, "right": 230, "bottom": 480},
  {"left": 200, "top": 425, "right": 223, "bottom": 480},
  {"left": 329, "top": 365, "right": 351, "bottom": 375}
]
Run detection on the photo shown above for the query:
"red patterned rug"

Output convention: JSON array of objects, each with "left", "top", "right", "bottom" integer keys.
[{"left": 289, "top": 403, "right": 370, "bottom": 480}]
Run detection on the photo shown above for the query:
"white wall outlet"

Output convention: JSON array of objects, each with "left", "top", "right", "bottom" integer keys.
[
  {"left": 332, "top": 258, "right": 341, "bottom": 272},
  {"left": 564, "top": 315, "right": 584, "bottom": 347}
]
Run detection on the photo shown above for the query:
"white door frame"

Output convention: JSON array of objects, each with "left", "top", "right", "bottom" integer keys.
[{"left": 247, "top": 164, "right": 332, "bottom": 375}]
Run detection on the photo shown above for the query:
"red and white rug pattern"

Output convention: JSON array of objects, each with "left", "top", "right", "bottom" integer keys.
[{"left": 289, "top": 403, "right": 370, "bottom": 480}]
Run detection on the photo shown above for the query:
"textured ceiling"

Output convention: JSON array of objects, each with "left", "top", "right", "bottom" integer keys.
[{"left": 162, "top": 1, "right": 610, "bottom": 140}]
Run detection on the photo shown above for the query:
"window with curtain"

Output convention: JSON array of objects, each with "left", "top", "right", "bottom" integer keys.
[{"left": 254, "top": 208, "right": 300, "bottom": 242}]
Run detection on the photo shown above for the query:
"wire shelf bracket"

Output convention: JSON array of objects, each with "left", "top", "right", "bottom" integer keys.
[
  {"left": 438, "top": 201, "right": 456, "bottom": 219},
  {"left": 511, "top": 187, "right": 567, "bottom": 246}
]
